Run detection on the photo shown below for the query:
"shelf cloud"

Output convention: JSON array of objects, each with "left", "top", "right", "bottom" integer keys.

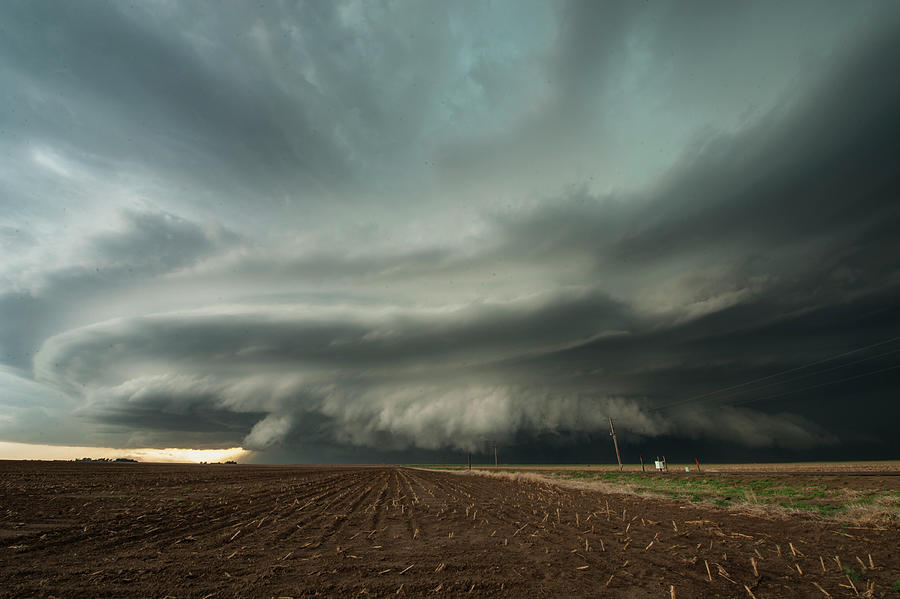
[{"left": 2, "top": 0, "right": 899, "bottom": 462}]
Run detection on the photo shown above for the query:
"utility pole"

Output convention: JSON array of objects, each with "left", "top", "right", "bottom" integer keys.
[
  {"left": 493, "top": 442, "right": 498, "bottom": 467},
  {"left": 467, "top": 452, "right": 471, "bottom": 471},
  {"left": 608, "top": 417, "right": 623, "bottom": 471}
]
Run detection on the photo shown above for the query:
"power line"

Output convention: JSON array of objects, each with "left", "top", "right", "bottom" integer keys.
[
  {"left": 649, "top": 334, "right": 900, "bottom": 413},
  {"left": 655, "top": 345, "right": 900, "bottom": 412},
  {"left": 726, "top": 362, "right": 900, "bottom": 409},
  {"left": 732, "top": 345, "right": 900, "bottom": 395}
]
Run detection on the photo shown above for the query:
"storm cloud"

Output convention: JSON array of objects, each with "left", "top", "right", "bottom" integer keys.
[{"left": 2, "top": 0, "right": 899, "bottom": 463}]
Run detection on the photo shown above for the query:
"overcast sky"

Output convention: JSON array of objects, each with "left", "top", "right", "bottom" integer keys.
[{"left": 2, "top": 0, "right": 900, "bottom": 463}]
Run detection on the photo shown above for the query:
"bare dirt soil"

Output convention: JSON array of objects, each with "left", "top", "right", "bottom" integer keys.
[{"left": 1, "top": 461, "right": 898, "bottom": 598}]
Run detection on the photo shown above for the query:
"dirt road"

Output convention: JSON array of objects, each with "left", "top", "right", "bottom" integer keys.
[{"left": 1, "top": 462, "right": 897, "bottom": 597}]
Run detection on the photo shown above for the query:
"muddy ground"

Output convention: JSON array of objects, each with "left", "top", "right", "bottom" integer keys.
[{"left": 1, "top": 461, "right": 898, "bottom": 597}]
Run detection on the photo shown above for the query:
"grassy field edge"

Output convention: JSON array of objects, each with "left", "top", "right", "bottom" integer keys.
[{"left": 428, "top": 466, "right": 900, "bottom": 527}]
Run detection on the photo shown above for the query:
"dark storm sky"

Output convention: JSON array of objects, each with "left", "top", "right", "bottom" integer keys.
[{"left": 2, "top": 0, "right": 900, "bottom": 463}]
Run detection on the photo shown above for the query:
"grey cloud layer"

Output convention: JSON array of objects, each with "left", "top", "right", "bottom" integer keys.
[{"left": 2, "top": 1, "right": 899, "bottom": 461}]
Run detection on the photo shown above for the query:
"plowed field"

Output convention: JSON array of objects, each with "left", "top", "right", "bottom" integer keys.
[{"left": 1, "top": 462, "right": 897, "bottom": 597}]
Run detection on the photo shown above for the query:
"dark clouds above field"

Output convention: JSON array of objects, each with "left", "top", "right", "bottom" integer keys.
[{"left": 2, "top": 0, "right": 900, "bottom": 463}]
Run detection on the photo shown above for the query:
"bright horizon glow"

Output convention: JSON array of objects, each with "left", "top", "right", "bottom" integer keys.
[{"left": 0, "top": 441, "right": 250, "bottom": 463}]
